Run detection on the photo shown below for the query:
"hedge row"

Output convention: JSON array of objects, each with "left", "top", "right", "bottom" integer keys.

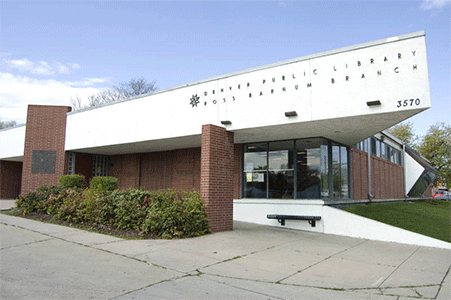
[
  {"left": 16, "top": 186, "right": 210, "bottom": 238},
  {"left": 58, "top": 175, "right": 118, "bottom": 192}
]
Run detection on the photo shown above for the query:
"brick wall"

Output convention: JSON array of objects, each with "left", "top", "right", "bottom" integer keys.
[
  {"left": 201, "top": 124, "right": 234, "bottom": 232},
  {"left": 109, "top": 154, "right": 140, "bottom": 189},
  {"left": 140, "top": 151, "right": 174, "bottom": 190},
  {"left": 0, "top": 160, "right": 23, "bottom": 199},
  {"left": 371, "top": 155, "right": 404, "bottom": 199},
  {"left": 21, "top": 105, "right": 71, "bottom": 195},
  {"left": 351, "top": 148, "right": 369, "bottom": 200},
  {"left": 109, "top": 148, "right": 201, "bottom": 192},
  {"left": 173, "top": 148, "right": 201, "bottom": 191},
  {"left": 351, "top": 147, "right": 404, "bottom": 200}
]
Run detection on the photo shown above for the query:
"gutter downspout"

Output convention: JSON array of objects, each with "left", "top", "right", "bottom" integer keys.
[
  {"left": 402, "top": 143, "right": 407, "bottom": 197},
  {"left": 367, "top": 138, "right": 374, "bottom": 202}
]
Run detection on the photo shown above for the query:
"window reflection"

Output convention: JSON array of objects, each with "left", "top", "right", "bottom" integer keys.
[
  {"left": 268, "top": 141, "right": 294, "bottom": 198},
  {"left": 296, "top": 138, "right": 327, "bottom": 199},
  {"left": 243, "top": 138, "right": 349, "bottom": 199},
  {"left": 243, "top": 143, "right": 267, "bottom": 198}
]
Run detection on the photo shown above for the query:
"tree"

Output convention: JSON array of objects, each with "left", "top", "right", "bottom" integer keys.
[
  {"left": 388, "top": 121, "right": 417, "bottom": 146},
  {"left": 70, "top": 77, "right": 157, "bottom": 110},
  {"left": 417, "top": 122, "right": 451, "bottom": 188},
  {"left": 0, "top": 119, "right": 16, "bottom": 129}
]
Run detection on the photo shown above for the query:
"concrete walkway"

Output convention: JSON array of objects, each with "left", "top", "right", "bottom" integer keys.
[
  {"left": 1, "top": 213, "right": 450, "bottom": 299},
  {"left": 0, "top": 199, "right": 16, "bottom": 211}
]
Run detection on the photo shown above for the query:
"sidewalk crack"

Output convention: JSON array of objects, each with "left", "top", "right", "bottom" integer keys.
[
  {"left": 377, "top": 246, "right": 420, "bottom": 288},
  {"left": 277, "top": 238, "right": 369, "bottom": 283}
]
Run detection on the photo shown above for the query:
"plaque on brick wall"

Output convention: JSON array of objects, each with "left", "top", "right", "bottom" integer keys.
[{"left": 32, "top": 150, "right": 56, "bottom": 174}]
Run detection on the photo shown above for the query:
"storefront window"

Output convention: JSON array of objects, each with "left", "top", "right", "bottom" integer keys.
[
  {"left": 296, "top": 138, "right": 327, "bottom": 199},
  {"left": 268, "top": 141, "right": 294, "bottom": 199},
  {"left": 242, "top": 138, "right": 349, "bottom": 200},
  {"left": 243, "top": 143, "right": 267, "bottom": 198}
]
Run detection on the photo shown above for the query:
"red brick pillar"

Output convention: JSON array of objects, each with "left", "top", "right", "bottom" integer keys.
[
  {"left": 21, "top": 105, "right": 71, "bottom": 195},
  {"left": 201, "top": 124, "right": 234, "bottom": 232}
]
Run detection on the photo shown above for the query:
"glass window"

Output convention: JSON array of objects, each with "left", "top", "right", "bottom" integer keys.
[
  {"left": 340, "top": 146, "right": 349, "bottom": 198},
  {"left": 408, "top": 170, "right": 436, "bottom": 197},
  {"left": 242, "top": 138, "right": 349, "bottom": 200},
  {"left": 67, "top": 152, "right": 75, "bottom": 175},
  {"left": 331, "top": 144, "right": 349, "bottom": 199},
  {"left": 395, "top": 149, "right": 401, "bottom": 165},
  {"left": 332, "top": 145, "right": 341, "bottom": 198},
  {"left": 381, "top": 142, "right": 387, "bottom": 160},
  {"left": 376, "top": 140, "right": 381, "bottom": 157},
  {"left": 268, "top": 141, "right": 294, "bottom": 199},
  {"left": 296, "top": 138, "right": 326, "bottom": 199},
  {"left": 320, "top": 144, "right": 329, "bottom": 198},
  {"left": 370, "top": 137, "right": 377, "bottom": 155},
  {"left": 92, "top": 155, "right": 109, "bottom": 177},
  {"left": 243, "top": 143, "right": 267, "bottom": 198}
]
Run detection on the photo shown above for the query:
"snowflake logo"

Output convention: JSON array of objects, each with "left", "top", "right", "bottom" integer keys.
[{"left": 190, "top": 94, "right": 200, "bottom": 107}]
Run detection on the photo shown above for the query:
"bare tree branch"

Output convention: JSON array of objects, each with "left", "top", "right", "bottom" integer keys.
[{"left": 70, "top": 77, "right": 157, "bottom": 110}]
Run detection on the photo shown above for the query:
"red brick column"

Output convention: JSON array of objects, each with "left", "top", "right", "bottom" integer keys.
[
  {"left": 201, "top": 124, "right": 234, "bottom": 232},
  {"left": 21, "top": 105, "right": 71, "bottom": 195}
]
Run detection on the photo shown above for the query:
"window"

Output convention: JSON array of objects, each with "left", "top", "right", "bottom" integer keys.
[
  {"left": 408, "top": 170, "right": 436, "bottom": 197},
  {"left": 92, "top": 155, "right": 109, "bottom": 177},
  {"left": 380, "top": 142, "right": 387, "bottom": 160},
  {"left": 243, "top": 143, "right": 267, "bottom": 198},
  {"left": 370, "top": 137, "right": 377, "bottom": 155},
  {"left": 243, "top": 138, "right": 349, "bottom": 199},
  {"left": 297, "top": 138, "right": 327, "bottom": 199},
  {"left": 67, "top": 152, "right": 75, "bottom": 175},
  {"left": 331, "top": 145, "right": 348, "bottom": 198},
  {"left": 356, "top": 137, "right": 402, "bottom": 165},
  {"left": 268, "top": 141, "right": 294, "bottom": 199}
]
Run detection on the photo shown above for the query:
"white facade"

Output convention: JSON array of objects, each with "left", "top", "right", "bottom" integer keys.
[
  {"left": 0, "top": 31, "right": 431, "bottom": 159},
  {"left": 404, "top": 151, "right": 426, "bottom": 194},
  {"left": 0, "top": 125, "right": 25, "bottom": 161},
  {"left": 62, "top": 31, "right": 430, "bottom": 155}
]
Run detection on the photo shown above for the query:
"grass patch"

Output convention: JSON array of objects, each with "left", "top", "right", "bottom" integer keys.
[{"left": 343, "top": 200, "right": 451, "bottom": 243}]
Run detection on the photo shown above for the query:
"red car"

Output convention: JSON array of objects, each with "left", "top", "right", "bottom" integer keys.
[{"left": 433, "top": 188, "right": 450, "bottom": 200}]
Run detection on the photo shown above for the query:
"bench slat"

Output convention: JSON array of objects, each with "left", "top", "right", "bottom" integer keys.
[{"left": 267, "top": 214, "right": 321, "bottom": 227}]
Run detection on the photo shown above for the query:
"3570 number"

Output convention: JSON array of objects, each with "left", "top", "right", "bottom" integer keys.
[{"left": 397, "top": 98, "right": 420, "bottom": 108}]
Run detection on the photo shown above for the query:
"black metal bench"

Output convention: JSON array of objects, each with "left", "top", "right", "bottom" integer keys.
[{"left": 267, "top": 214, "right": 321, "bottom": 227}]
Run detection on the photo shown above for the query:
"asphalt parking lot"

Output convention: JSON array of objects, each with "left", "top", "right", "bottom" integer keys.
[{"left": 1, "top": 212, "right": 450, "bottom": 300}]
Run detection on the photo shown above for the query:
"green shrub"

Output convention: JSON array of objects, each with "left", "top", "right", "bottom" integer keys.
[
  {"left": 59, "top": 174, "right": 85, "bottom": 189},
  {"left": 16, "top": 185, "right": 66, "bottom": 214},
  {"left": 56, "top": 189, "right": 85, "bottom": 222},
  {"left": 90, "top": 176, "right": 118, "bottom": 192},
  {"left": 16, "top": 191, "right": 42, "bottom": 214},
  {"left": 16, "top": 185, "right": 210, "bottom": 239},
  {"left": 142, "top": 189, "right": 210, "bottom": 238},
  {"left": 113, "top": 189, "right": 153, "bottom": 230}
]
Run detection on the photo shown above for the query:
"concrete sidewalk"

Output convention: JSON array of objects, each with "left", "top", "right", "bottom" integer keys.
[
  {"left": 0, "top": 199, "right": 16, "bottom": 211},
  {"left": 1, "top": 213, "right": 450, "bottom": 300}
]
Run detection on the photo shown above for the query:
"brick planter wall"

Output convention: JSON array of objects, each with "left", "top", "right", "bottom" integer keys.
[
  {"left": 21, "top": 105, "right": 71, "bottom": 195},
  {"left": 201, "top": 124, "right": 234, "bottom": 232}
]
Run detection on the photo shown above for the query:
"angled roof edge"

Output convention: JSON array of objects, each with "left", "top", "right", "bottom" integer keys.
[
  {"left": 381, "top": 130, "right": 405, "bottom": 145},
  {"left": 405, "top": 144, "right": 438, "bottom": 175},
  {"left": 67, "top": 30, "right": 426, "bottom": 116}
]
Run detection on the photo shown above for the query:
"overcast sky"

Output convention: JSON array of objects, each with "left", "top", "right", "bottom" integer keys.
[{"left": 1, "top": 0, "right": 449, "bottom": 137}]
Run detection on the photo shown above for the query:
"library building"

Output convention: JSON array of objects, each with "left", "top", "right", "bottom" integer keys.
[{"left": 0, "top": 31, "right": 437, "bottom": 236}]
